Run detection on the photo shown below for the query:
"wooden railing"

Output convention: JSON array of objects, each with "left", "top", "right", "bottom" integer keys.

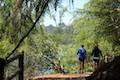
[{"left": 0, "top": 52, "right": 24, "bottom": 80}]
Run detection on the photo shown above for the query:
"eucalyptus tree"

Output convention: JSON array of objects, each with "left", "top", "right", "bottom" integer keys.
[
  {"left": 84, "top": 0, "right": 120, "bottom": 48},
  {"left": 47, "top": 5, "right": 68, "bottom": 26}
]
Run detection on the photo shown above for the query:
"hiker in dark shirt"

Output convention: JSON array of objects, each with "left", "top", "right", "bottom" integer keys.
[
  {"left": 77, "top": 45, "right": 86, "bottom": 73},
  {"left": 91, "top": 44, "right": 102, "bottom": 70}
]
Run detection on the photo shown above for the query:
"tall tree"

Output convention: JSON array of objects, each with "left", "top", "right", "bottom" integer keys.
[{"left": 84, "top": 0, "right": 120, "bottom": 46}]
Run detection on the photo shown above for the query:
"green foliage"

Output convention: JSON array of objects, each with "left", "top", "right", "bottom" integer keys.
[
  {"left": 19, "top": 27, "right": 61, "bottom": 76},
  {"left": 0, "top": 38, "right": 14, "bottom": 58},
  {"left": 85, "top": 0, "right": 120, "bottom": 46}
]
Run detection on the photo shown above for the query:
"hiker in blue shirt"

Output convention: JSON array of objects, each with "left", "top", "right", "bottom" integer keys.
[{"left": 77, "top": 45, "right": 86, "bottom": 73}]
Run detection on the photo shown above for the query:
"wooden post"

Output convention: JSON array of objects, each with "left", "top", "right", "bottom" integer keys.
[
  {"left": 0, "top": 58, "right": 5, "bottom": 80},
  {"left": 19, "top": 52, "right": 24, "bottom": 80}
]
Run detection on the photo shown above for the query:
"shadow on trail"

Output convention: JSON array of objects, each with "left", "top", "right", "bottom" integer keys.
[{"left": 86, "top": 56, "right": 120, "bottom": 80}]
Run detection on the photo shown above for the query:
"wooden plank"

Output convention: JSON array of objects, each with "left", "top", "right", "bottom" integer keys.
[
  {"left": 30, "top": 72, "right": 92, "bottom": 80},
  {"left": 19, "top": 53, "right": 24, "bottom": 80}
]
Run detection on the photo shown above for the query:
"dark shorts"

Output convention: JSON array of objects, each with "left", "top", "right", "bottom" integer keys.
[
  {"left": 79, "top": 58, "right": 85, "bottom": 62},
  {"left": 93, "top": 59, "right": 99, "bottom": 64}
]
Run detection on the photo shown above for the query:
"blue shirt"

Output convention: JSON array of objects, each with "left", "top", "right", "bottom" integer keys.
[{"left": 77, "top": 48, "right": 86, "bottom": 60}]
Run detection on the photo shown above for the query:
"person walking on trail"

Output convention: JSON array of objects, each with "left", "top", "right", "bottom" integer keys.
[
  {"left": 77, "top": 45, "right": 86, "bottom": 73},
  {"left": 91, "top": 44, "right": 102, "bottom": 70}
]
